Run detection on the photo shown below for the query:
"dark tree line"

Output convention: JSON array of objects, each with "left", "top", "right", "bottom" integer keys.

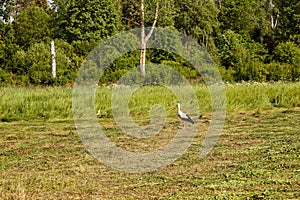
[{"left": 0, "top": 0, "right": 299, "bottom": 85}]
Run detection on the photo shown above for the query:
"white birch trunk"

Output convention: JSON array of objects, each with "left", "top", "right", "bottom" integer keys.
[
  {"left": 140, "top": 0, "right": 146, "bottom": 75},
  {"left": 140, "top": 0, "right": 158, "bottom": 75},
  {"left": 269, "top": 0, "right": 279, "bottom": 29},
  {"left": 51, "top": 40, "right": 56, "bottom": 78}
]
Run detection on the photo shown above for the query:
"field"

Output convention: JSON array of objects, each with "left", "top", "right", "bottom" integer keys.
[{"left": 0, "top": 82, "right": 299, "bottom": 199}]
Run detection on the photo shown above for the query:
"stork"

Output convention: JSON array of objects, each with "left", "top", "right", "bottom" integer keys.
[{"left": 176, "top": 103, "right": 194, "bottom": 128}]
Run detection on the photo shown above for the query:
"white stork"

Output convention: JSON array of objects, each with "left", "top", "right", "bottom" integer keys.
[{"left": 176, "top": 103, "right": 194, "bottom": 128}]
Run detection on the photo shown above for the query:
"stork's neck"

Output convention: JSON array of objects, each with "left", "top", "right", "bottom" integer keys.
[{"left": 177, "top": 104, "right": 181, "bottom": 111}]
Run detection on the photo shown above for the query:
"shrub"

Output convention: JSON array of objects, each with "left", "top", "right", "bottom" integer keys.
[
  {"left": 265, "top": 62, "right": 294, "bottom": 81},
  {"left": 217, "top": 30, "right": 268, "bottom": 81},
  {"left": 272, "top": 41, "right": 300, "bottom": 81},
  {"left": 10, "top": 40, "right": 82, "bottom": 85},
  {"left": 117, "top": 64, "right": 185, "bottom": 86},
  {"left": 0, "top": 68, "right": 13, "bottom": 85},
  {"left": 273, "top": 41, "right": 300, "bottom": 64}
]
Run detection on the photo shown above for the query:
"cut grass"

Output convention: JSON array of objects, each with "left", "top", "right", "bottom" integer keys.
[
  {"left": 0, "top": 108, "right": 299, "bottom": 199},
  {"left": 0, "top": 82, "right": 299, "bottom": 199}
]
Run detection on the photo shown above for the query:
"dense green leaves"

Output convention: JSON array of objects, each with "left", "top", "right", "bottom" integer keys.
[
  {"left": 217, "top": 30, "right": 268, "bottom": 81},
  {"left": 275, "top": 0, "right": 300, "bottom": 44},
  {"left": 174, "top": 0, "right": 219, "bottom": 48},
  {"left": 56, "top": 0, "right": 122, "bottom": 55},
  {"left": 121, "top": 0, "right": 176, "bottom": 29},
  {"left": 0, "top": 0, "right": 299, "bottom": 85},
  {"left": 13, "top": 6, "right": 52, "bottom": 48},
  {"left": 271, "top": 41, "right": 300, "bottom": 81},
  {"left": 219, "top": 0, "right": 264, "bottom": 35}
]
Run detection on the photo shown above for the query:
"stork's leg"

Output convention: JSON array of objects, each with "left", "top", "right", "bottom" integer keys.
[{"left": 177, "top": 120, "right": 184, "bottom": 129}]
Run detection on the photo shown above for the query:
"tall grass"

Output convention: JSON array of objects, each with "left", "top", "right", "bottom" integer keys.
[
  {"left": 226, "top": 82, "right": 300, "bottom": 112},
  {"left": 0, "top": 87, "right": 73, "bottom": 121},
  {"left": 0, "top": 82, "right": 299, "bottom": 121}
]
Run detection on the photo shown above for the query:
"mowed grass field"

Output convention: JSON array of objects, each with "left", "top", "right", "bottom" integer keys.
[{"left": 0, "top": 82, "right": 299, "bottom": 199}]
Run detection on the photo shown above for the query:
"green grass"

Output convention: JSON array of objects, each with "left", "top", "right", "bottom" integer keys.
[
  {"left": 1, "top": 82, "right": 300, "bottom": 121},
  {"left": 0, "top": 82, "right": 299, "bottom": 199},
  {"left": 0, "top": 108, "right": 299, "bottom": 199},
  {"left": 0, "top": 87, "right": 73, "bottom": 121}
]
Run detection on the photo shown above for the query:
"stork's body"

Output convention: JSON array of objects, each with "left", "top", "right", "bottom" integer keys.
[{"left": 176, "top": 103, "right": 194, "bottom": 128}]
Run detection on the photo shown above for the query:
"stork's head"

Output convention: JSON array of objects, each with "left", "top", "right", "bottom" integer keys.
[{"left": 176, "top": 103, "right": 180, "bottom": 108}]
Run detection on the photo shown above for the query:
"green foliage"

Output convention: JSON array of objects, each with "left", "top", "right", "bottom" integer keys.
[
  {"left": 271, "top": 41, "right": 300, "bottom": 81},
  {"left": 217, "top": 30, "right": 268, "bottom": 81},
  {"left": 57, "top": 0, "right": 122, "bottom": 55},
  {"left": 0, "top": 22, "right": 20, "bottom": 72},
  {"left": 13, "top": 6, "right": 52, "bottom": 48},
  {"left": 145, "top": 0, "right": 176, "bottom": 27},
  {"left": 121, "top": 0, "right": 176, "bottom": 29},
  {"left": 0, "top": 68, "right": 13, "bottom": 85},
  {"left": 163, "top": 61, "right": 198, "bottom": 79},
  {"left": 51, "top": 39, "right": 83, "bottom": 85},
  {"left": 114, "top": 63, "right": 188, "bottom": 86},
  {"left": 174, "top": 0, "right": 219, "bottom": 48},
  {"left": 147, "top": 28, "right": 183, "bottom": 61},
  {"left": 99, "top": 51, "right": 140, "bottom": 84},
  {"left": 275, "top": 0, "right": 300, "bottom": 44},
  {"left": 219, "top": 0, "right": 265, "bottom": 36},
  {"left": 265, "top": 62, "right": 294, "bottom": 81},
  {"left": 10, "top": 40, "right": 82, "bottom": 85},
  {"left": 11, "top": 49, "right": 30, "bottom": 80},
  {"left": 0, "top": 0, "right": 14, "bottom": 23},
  {"left": 26, "top": 43, "right": 53, "bottom": 84},
  {"left": 273, "top": 41, "right": 300, "bottom": 64},
  {"left": 121, "top": 0, "right": 140, "bottom": 29},
  {"left": 0, "top": 0, "right": 300, "bottom": 85},
  {"left": 0, "top": 21, "right": 6, "bottom": 64}
]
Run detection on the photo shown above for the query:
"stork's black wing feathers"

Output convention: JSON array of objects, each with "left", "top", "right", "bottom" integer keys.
[{"left": 184, "top": 114, "right": 194, "bottom": 124}]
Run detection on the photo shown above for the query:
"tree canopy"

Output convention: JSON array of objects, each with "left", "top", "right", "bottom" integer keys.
[{"left": 0, "top": 0, "right": 299, "bottom": 85}]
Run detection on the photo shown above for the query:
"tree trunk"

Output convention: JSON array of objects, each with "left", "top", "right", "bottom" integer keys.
[
  {"left": 140, "top": 0, "right": 146, "bottom": 74},
  {"left": 139, "top": 0, "right": 158, "bottom": 75},
  {"left": 217, "top": 0, "right": 222, "bottom": 9},
  {"left": 269, "top": 0, "right": 279, "bottom": 29},
  {"left": 140, "top": 43, "right": 146, "bottom": 74},
  {"left": 51, "top": 40, "right": 56, "bottom": 78}
]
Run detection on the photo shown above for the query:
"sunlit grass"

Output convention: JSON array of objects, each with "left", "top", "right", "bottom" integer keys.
[
  {"left": 1, "top": 82, "right": 299, "bottom": 122},
  {"left": 0, "top": 82, "right": 299, "bottom": 198},
  {"left": 0, "top": 87, "right": 73, "bottom": 121},
  {"left": 0, "top": 108, "right": 299, "bottom": 199}
]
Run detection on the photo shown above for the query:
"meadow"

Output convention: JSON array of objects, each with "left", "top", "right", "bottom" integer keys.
[{"left": 0, "top": 82, "right": 299, "bottom": 199}]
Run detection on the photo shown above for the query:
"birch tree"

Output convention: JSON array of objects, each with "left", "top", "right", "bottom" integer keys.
[
  {"left": 51, "top": 40, "right": 56, "bottom": 78},
  {"left": 268, "top": 0, "right": 279, "bottom": 29},
  {"left": 121, "top": 0, "right": 176, "bottom": 74},
  {"left": 139, "top": 0, "right": 158, "bottom": 74}
]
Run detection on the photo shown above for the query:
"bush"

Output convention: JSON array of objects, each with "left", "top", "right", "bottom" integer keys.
[
  {"left": 0, "top": 68, "right": 13, "bottom": 85},
  {"left": 117, "top": 64, "right": 185, "bottom": 86},
  {"left": 272, "top": 41, "right": 300, "bottom": 81},
  {"left": 98, "top": 51, "right": 140, "bottom": 84},
  {"left": 273, "top": 41, "right": 300, "bottom": 64},
  {"left": 10, "top": 40, "right": 82, "bottom": 85},
  {"left": 265, "top": 62, "right": 294, "bottom": 81},
  {"left": 217, "top": 30, "right": 268, "bottom": 81}
]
